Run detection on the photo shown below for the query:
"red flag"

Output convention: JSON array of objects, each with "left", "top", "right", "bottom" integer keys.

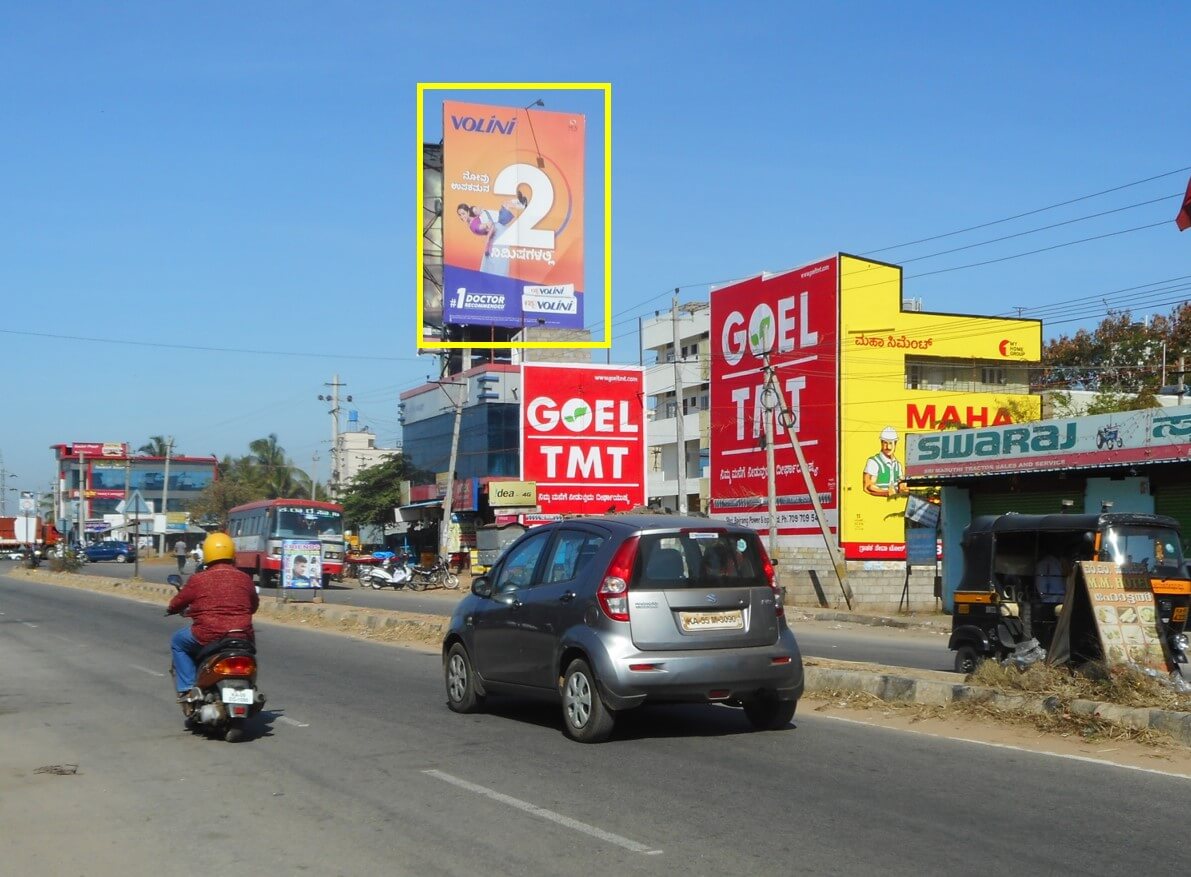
[{"left": 1178, "top": 175, "right": 1191, "bottom": 231}]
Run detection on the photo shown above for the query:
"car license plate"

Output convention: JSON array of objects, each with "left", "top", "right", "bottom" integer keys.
[
  {"left": 221, "top": 688, "right": 254, "bottom": 705},
  {"left": 680, "top": 610, "right": 744, "bottom": 631}
]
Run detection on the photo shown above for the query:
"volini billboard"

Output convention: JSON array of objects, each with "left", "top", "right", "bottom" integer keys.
[
  {"left": 520, "top": 363, "right": 646, "bottom": 515},
  {"left": 708, "top": 258, "right": 840, "bottom": 537},
  {"left": 443, "top": 100, "right": 585, "bottom": 329}
]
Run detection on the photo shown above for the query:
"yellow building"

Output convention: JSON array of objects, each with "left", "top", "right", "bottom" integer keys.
[{"left": 838, "top": 255, "right": 1040, "bottom": 559}]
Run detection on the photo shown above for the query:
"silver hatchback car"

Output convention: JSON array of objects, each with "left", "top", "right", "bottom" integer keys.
[{"left": 442, "top": 515, "right": 803, "bottom": 742}]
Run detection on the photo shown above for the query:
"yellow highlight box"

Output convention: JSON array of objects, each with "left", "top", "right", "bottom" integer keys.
[{"left": 416, "top": 81, "right": 612, "bottom": 350}]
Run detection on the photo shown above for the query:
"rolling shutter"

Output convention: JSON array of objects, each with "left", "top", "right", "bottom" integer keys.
[
  {"left": 969, "top": 488, "right": 1082, "bottom": 518},
  {"left": 1154, "top": 481, "right": 1191, "bottom": 552}
]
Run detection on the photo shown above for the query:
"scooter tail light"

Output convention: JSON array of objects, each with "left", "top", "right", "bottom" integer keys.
[
  {"left": 212, "top": 655, "right": 256, "bottom": 677},
  {"left": 598, "top": 537, "right": 639, "bottom": 622}
]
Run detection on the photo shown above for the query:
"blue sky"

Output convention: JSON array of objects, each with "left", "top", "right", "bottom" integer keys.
[{"left": 2, "top": 2, "right": 1189, "bottom": 499}]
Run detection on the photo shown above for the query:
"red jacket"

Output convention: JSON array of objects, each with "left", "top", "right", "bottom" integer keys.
[{"left": 168, "top": 563, "right": 259, "bottom": 645}]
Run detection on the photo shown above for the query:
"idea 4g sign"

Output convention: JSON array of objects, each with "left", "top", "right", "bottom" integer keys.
[
  {"left": 520, "top": 364, "right": 646, "bottom": 515},
  {"left": 442, "top": 100, "right": 585, "bottom": 329},
  {"left": 709, "top": 258, "right": 839, "bottom": 538}
]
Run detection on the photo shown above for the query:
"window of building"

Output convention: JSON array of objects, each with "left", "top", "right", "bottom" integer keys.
[
  {"left": 906, "top": 363, "right": 923, "bottom": 390},
  {"left": 664, "top": 401, "right": 677, "bottom": 419},
  {"left": 981, "top": 366, "right": 1006, "bottom": 386}
]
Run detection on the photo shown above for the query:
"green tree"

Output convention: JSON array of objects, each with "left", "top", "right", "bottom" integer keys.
[
  {"left": 138, "top": 435, "right": 174, "bottom": 456},
  {"left": 1036, "top": 302, "right": 1189, "bottom": 396},
  {"left": 339, "top": 454, "right": 421, "bottom": 530},
  {"left": 247, "top": 433, "right": 308, "bottom": 499},
  {"left": 187, "top": 478, "right": 259, "bottom": 528}
]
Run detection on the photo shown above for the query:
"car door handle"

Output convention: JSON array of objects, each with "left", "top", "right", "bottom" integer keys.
[{"left": 558, "top": 591, "right": 575, "bottom": 603}]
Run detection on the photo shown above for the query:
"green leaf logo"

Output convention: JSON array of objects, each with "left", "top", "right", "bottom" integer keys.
[{"left": 564, "top": 405, "right": 588, "bottom": 424}]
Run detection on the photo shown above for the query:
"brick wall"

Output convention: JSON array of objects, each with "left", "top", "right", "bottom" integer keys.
[{"left": 773, "top": 546, "right": 939, "bottom": 614}]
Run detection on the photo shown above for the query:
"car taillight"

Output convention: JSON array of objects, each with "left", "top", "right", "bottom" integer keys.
[
  {"left": 757, "top": 543, "right": 783, "bottom": 619},
  {"left": 597, "top": 536, "right": 639, "bottom": 622},
  {"left": 212, "top": 656, "right": 255, "bottom": 677}
]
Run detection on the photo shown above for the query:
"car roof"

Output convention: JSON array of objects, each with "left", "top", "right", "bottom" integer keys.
[{"left": 557, "top": 514, "right": 751, "bottom": 534}]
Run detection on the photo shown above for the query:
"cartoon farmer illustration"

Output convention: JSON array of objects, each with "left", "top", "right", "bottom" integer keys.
[{"left": 863, "top": 426, "right": 910, "bottom": 499}]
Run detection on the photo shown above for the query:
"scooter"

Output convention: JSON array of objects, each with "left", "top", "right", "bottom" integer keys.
[
  {"left": 166, "top": 574, "right": 266, "bottom": 742},
  {"left": 360, "top": 554, "right": 412, "bottom": 589}
]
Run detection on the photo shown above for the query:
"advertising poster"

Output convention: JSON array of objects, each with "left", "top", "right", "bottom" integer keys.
[
  {"left": 520, "top": 363, "right": 645, "bottom": 516},
  {"left": 837, "top": 255, "right": 1040, "bottom": 559},
  {"left": 708, "top": 257, "right": 839, "bottom": 538},
  {"left": 281, "top": 539, "right": 322, "bottom": 590},
  {"left": 442, "top": 100, "right": 585, "bottom": 329},
  {"left": 1079, "top": 561, "right": 1170, "bottom": 672}
]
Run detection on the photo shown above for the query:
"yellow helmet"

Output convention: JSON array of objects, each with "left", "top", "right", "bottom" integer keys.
[{"left": 202, "top": 532, "right": 235, "bottom": 564}]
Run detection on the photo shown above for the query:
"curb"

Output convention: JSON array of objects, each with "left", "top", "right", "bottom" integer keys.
[
  {"left": 796, "top": 610, "right": 949, "bottom": 633},
  {"left": 803, "top": 665, "right": 1191, "bottom": 748}
]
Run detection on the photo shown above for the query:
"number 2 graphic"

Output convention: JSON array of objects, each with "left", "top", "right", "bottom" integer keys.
[{"left": 492, "top": 163, "right": 555, "bottom": 250}]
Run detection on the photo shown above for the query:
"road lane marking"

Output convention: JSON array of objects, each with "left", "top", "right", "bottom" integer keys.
[
  {"left": 422, "top": 769, "right": 662, "bottom": 855},
  {"left": 817, "top": 713, "right": 1191, "bottom": 781},
  {"left": 129, "top": 664, "right": 166, "bottom": 677},
  {"left": 21, "top": 621, "right": 38, "bottom": 628},
  {"left": 278, "top": 716, "right": 310, "bottom": 728}
]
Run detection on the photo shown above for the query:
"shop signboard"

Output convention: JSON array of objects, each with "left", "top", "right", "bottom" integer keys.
[
  {"left": 489, "top": 480, "right": 537, "bottom": 507},
  {"left": 71, "top": 442, "right": 127, "bottom": 458},
  {"left": 1079, "top": 561, "right": 1170, "bottom": 673},
  {"left": 708, "top": 257, "right": 839, "bottom": 538},
  {"left": 442, "top": 100, "right": 585, "bottom": 329},
  {"left": 907, "top": 405, "right": 1191, "bottom": 479},
  {"left": 520, "top": 364, "right": 645, "bottom": 515}
]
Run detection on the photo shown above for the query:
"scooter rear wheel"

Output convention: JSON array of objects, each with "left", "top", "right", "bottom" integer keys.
[{"left": 224, "top": 719, "right": 245, "bottom": 743}]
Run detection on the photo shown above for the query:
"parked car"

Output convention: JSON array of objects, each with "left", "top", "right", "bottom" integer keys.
[
  {"left": 442, "top": 515, "right": 803, "bottom": 743},
  {"left": 83, "top": 540, "right": 136, "bottom": 563}
]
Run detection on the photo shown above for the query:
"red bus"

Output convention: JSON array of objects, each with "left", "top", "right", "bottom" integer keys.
[{"left": 227, "top": 498, "right": 346, "bottom": 587}]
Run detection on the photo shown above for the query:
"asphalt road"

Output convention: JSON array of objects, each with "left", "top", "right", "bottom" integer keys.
[
  {"left": 0, "top": 559, "right": 953, "bottom": 672},
  {"left": 1, "top": 573, "right": 1186, "bottom": 875}
]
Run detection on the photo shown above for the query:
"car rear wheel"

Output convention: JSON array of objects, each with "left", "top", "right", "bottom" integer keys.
[
  {"left": 116, "top": 554, "right": 128, "bottom": 563},
  {"left": 445, "top": 643, "right": 485, "bottom": 713},
  {"left": 561, "top": 659, "right": 615, "bottom": 743},
  {"left": 743, "top": 695, "right": 797, "bottom": 731}
]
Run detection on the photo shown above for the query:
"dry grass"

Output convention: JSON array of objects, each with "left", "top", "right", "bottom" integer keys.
[
  {"left": 968, "top": 660, "right": 1191, "bottom": 712},
  {"left": 808, "top": 687, "right": 1175, "bottom": 747}
]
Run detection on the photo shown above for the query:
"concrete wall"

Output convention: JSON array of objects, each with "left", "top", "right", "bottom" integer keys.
[{"left": 775, "top": 546, "right": 939, "bottom": 613}]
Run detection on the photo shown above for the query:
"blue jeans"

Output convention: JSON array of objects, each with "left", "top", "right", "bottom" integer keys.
[{"left": 171, "top": 626, "right": 201, "bottom": 693}]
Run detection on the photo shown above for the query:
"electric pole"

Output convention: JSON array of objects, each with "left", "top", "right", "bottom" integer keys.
[
  {"left": 318, "top": 376, "right": 350, "bottom": 499},
  {"left": 436, "top": 377, "right": 466, "bottom": 561},
  {"left": 311, "top": 451, "right": 320, "bottom": 501},
  {"left": 0, "top": 454, "right": 14, "bottom": 516},
  {"left": 760, "top": 355, "right": 853, "bottom": 609},
  {"left": 672, "top": 291, "right": 688, "bottom": 515},
  {"left": 158, "top": 437, "right": 174, "bottom": 555}
]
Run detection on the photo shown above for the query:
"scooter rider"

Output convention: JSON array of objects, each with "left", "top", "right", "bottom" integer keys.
[{"left": 167, "top": 532, "right": 259, "bottom": 702}]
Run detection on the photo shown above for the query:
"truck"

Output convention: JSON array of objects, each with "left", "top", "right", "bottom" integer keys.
[{"left": 0, "top": 516, "right": 62, "bottom": 553}]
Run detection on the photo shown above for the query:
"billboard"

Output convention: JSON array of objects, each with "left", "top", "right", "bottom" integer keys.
[
  {"left": 708, "top": 258, "right": 840, "bottom": 536},
  {"left": 442, "top": 100, "right": 585, "bottom": 329},
  {"left": 837, "top": 255, "right": 1040, "bottom": 559},
  {"left": 520, "top": 363, "right": 645, "bottom": 515}
]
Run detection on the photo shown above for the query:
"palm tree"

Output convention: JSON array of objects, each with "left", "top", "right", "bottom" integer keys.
[
  {"left": 138, "top": 435, "right": 173, "bottom": 457},
  {"left": 248, "top": 434, "right": 308, "bottom": 499}
]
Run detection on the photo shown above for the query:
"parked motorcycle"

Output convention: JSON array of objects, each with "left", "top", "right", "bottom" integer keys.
[
  {"left": 408, "top": 556, "right": 461, "bottom": 591},
  {"left": 361, "top": 554, "right": 412, "bottom": 589},
  {"left": 166, "top": 574, "right": 266, "bottom": 742}
]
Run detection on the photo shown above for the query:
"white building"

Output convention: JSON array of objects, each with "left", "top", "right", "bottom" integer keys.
[
  {"left": 640, "top": 302, "right": 710, "bottom": 513},
  {"left": 335, "top": 429, "right": 401, "bottom": 493}
]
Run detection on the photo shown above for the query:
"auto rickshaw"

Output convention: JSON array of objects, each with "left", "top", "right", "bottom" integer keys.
[{"left": 948, "top": 512, "right": 1191, "bottom": 674}]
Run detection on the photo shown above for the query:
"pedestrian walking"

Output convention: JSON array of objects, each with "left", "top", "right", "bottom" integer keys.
[{"left": 174, "top": 538, "right": 188, "bottom": 572}]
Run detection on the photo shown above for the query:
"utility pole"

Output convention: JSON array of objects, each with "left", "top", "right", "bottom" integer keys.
[
  {"left": 158, "top": 437, "right": 173, "bottom": 555},
  {"left": 1178, "top": 355, "right": 1187, "bottom": 404},
  {"left": 311, "top": 451, "right": 320, "bottom": 501},
  {"left": 761, "top": 355, "right": 853, "bottom": 609},
  {"left": 672, "top": 291, "right": 688, "bottom": 515},
  {"left": 0, "top": 454, "right": 14, "bottom": 516},
  {"left": 76, "top": 451, "right": 86, "bottom": 548},
  {"left": 436, "top": 377, "right": 466, "bottom": 561},
  {"left": 319, "top": 376, "right": 350, "bottom": 499}
]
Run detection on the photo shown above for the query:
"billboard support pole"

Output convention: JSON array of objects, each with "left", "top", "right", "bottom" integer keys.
[
  {"left": 762, "top": 355, "right": 853, "bottom": 609},
  {"left": 437, "top": 379, "right": 466, "bottom": 561}
]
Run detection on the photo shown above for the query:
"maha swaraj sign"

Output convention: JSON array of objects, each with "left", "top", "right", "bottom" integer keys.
[
  {"left": 442, "top": 100, "right": 585, "bottom": 329},
  {"left": 520, "top": 364, "right": 645, "bottom": 516},
  {"left": 708, "top": 258, "right": 839, "bottom": 537}
]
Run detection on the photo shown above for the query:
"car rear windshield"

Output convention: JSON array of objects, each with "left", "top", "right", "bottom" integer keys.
[{"left": 632, "top": 530, "right": 766, "bottom": 589}]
